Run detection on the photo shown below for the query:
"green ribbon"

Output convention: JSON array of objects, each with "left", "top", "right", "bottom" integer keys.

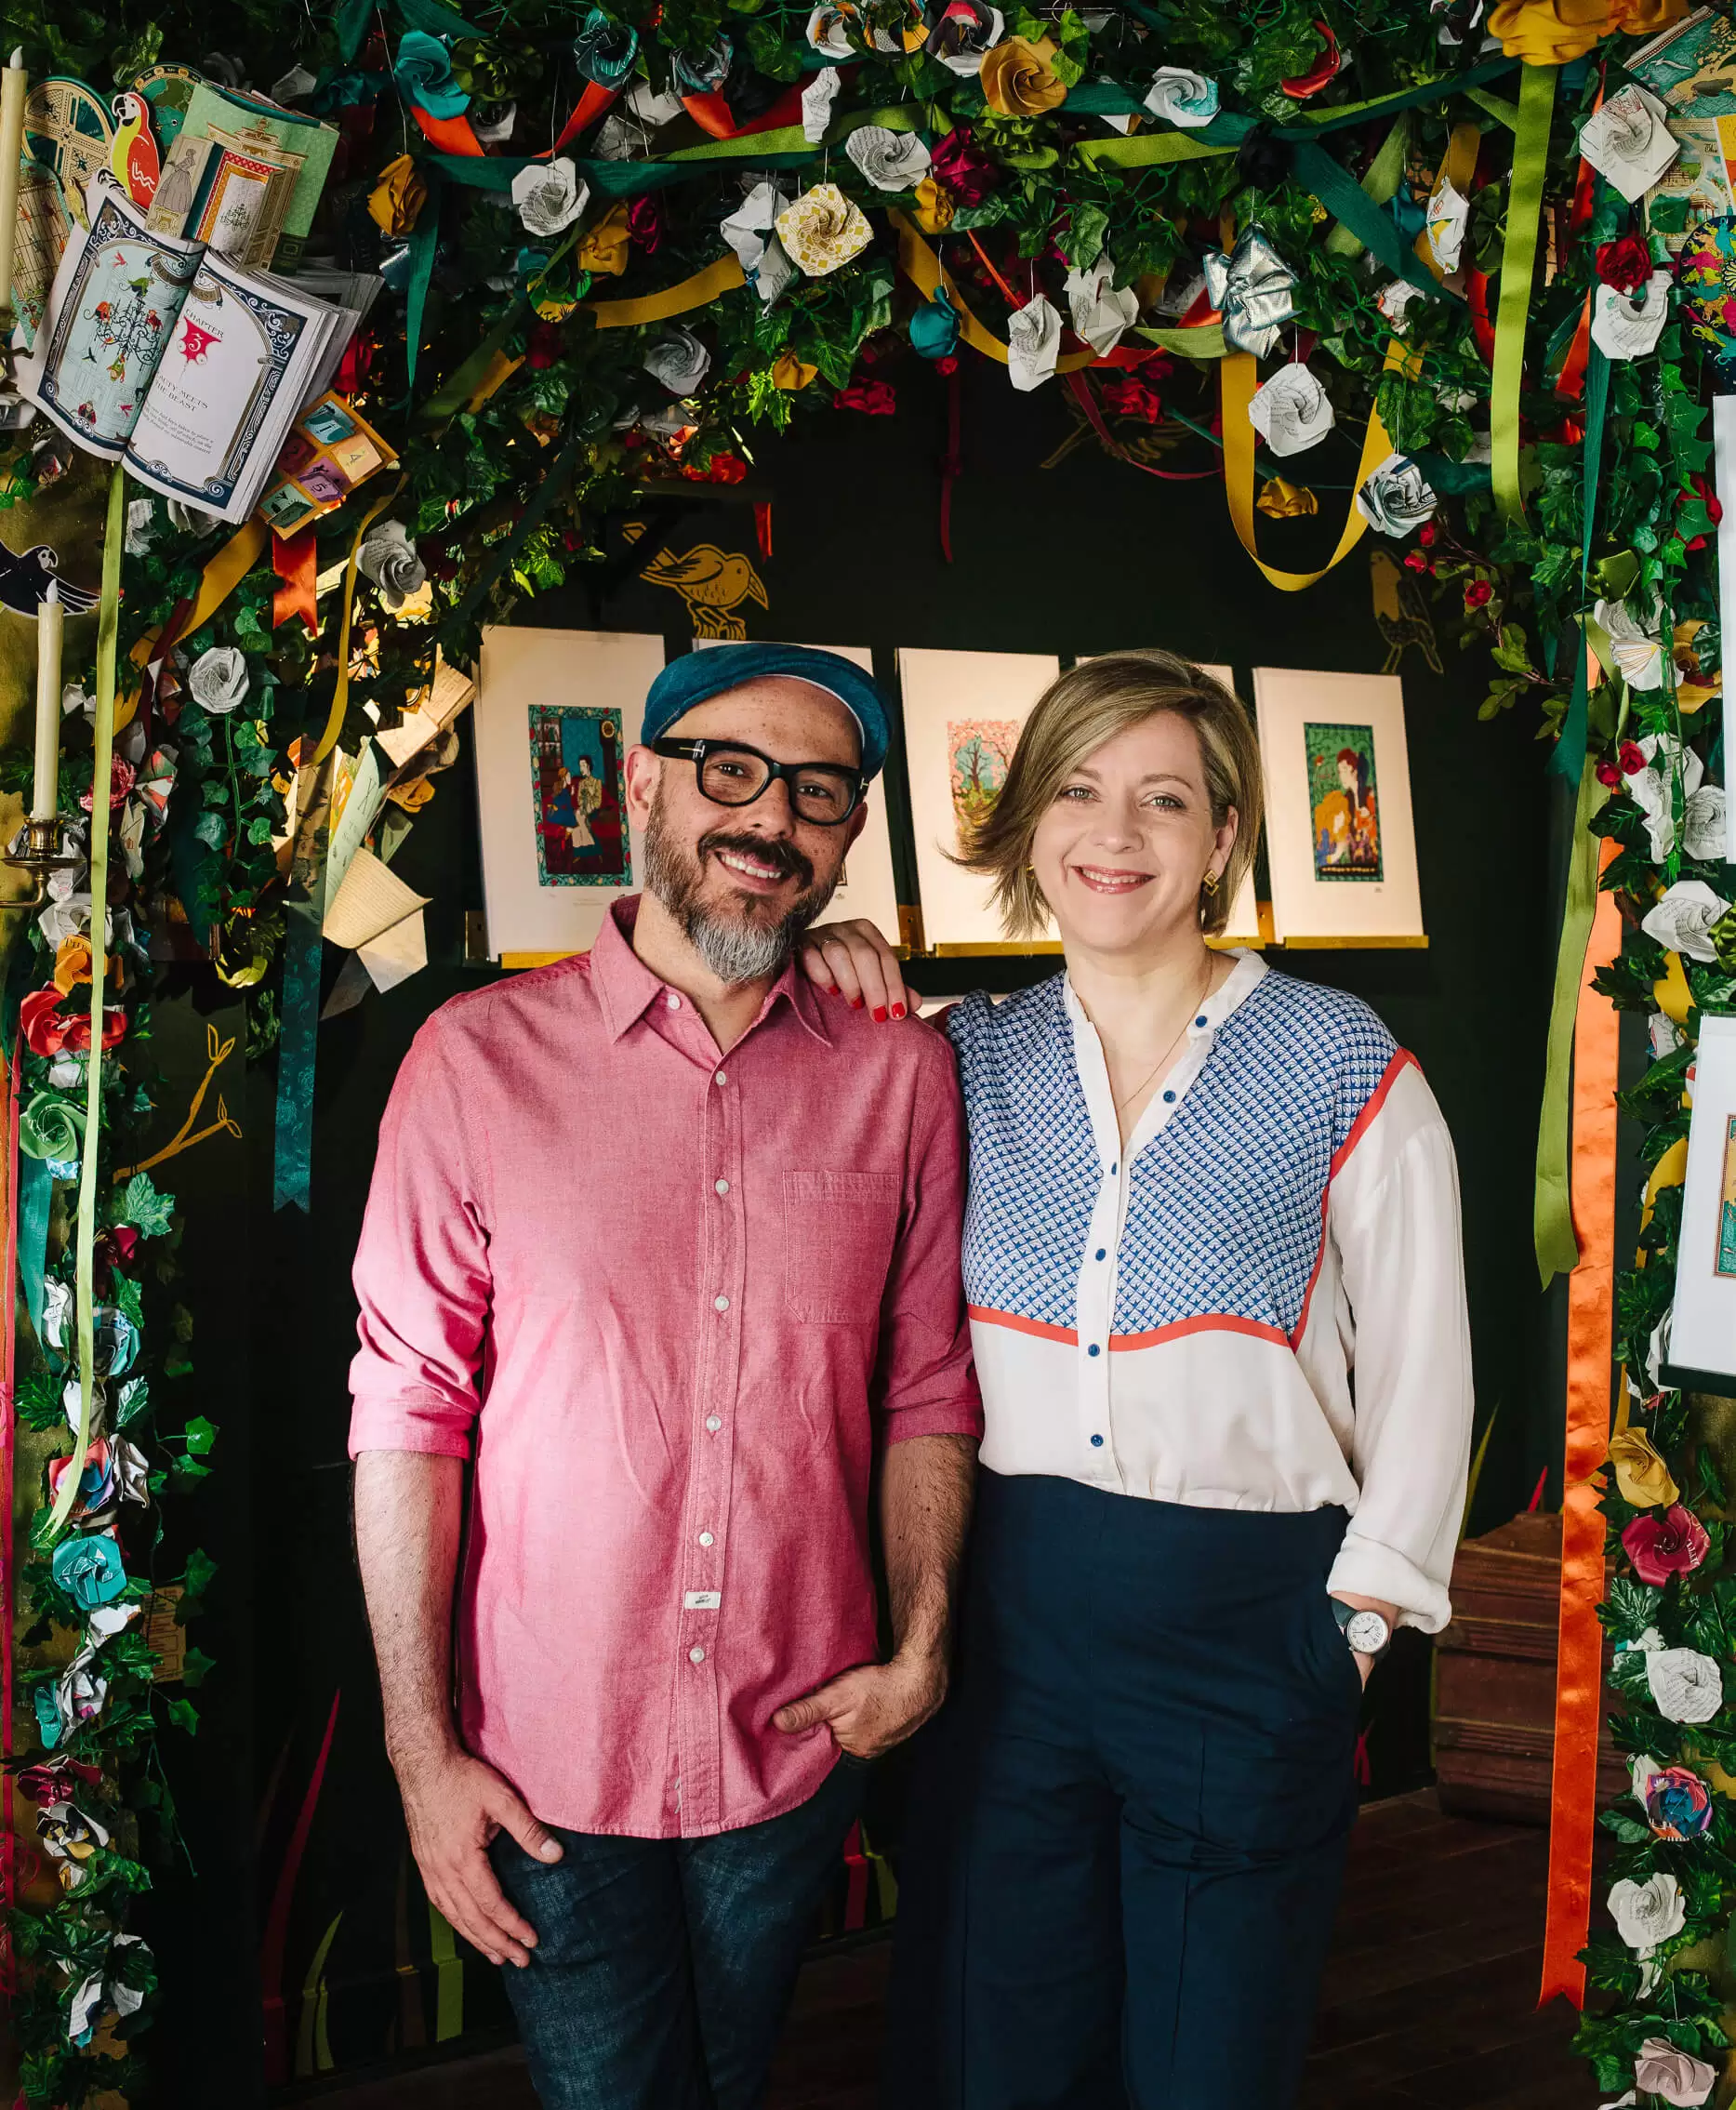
[
  {"left": 1464, "top": 86, "right": 1520, "bottom": 130},
  {"left": 1550, "top": 338, "right": 1610, "bottom": 782},
  {"left": 1492, "top": 61, "right": 1558, "bottom": 521},
  {"left": 1291, "top": 137, "right": 1456, "bottom": 304},
  {"left": 1134, "top": 323, "right": 1226, "bottom": 360},
  {"left": 1535, "top": 756, "right": 1610, "bottom": 1289},
  {"left": 404, "top": 168, "right": 443, "bottom": 396},
  {"left": 1323, "top": 115, "right": 1409, "bottom": 260},
  {"left": 18, "top": 1091, "right": 86, "bottom": 1161},
  {"left": 272, "top": 900, "right": 322, "bottom": 1214}
]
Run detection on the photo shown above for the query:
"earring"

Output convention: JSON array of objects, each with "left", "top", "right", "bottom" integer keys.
[{"left": 1201, "top": 869, "right": 1220, "bottom": 895}]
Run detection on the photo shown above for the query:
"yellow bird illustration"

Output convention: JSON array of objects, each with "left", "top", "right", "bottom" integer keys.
[{"left": 628, "top": 531, "right": 769, "bottom": 639}]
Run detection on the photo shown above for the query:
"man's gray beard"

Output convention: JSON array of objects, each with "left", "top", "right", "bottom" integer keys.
[{"left": 643, "top": 793, "right": 839, "bottom": 986}]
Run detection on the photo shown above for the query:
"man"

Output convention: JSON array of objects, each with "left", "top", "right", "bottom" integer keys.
[{"left": 349, "top": 644, "right": 980, "bottom": 2110}]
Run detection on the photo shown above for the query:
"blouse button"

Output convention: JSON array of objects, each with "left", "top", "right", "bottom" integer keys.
[
  {"left": 1195, "top": 1015, "right": 1208, "bottom": 1028},
  {"left": 1090, "top": 1434, "right": 1104, "bottom": 1448},
  {"left": 1162, "top": 1090, "right": 1176, "bottom": 1104},
  {"left": 1094, "top": 1248, "right": 1106, "bottom": 1261},
  {"left": 1088, "top": 1344, "right": 1101, "bottom": 1358}
]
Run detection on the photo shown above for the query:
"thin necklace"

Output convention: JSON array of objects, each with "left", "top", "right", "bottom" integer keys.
[{"left": 1110, "top": 959, "right": 1214, "bottom": 1114}]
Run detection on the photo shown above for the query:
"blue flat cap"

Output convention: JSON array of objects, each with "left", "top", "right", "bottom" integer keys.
[{"left": 643, "top": 644, "right": 890, "bottom": 779}]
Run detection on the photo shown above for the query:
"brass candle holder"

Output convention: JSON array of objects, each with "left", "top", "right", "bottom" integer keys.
[{"left": 3, "top": 816, "right": 81, "bottom": 908}]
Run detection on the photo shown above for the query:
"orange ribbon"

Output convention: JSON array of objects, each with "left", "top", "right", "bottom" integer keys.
[
  {"left": 409, "top": 104, "right": 484, "bottom": 157},
  {"left": 1538, "top": 833, "right": 1622, "bottom": 2010},
  {"left": 272, "top": 524, "right": 319, "bottom": 638}
]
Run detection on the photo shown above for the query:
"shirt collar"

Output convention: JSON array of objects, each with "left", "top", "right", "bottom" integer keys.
[
  {"left": 1059, "top": 947, "right": 1267, "bottom": 1042},
  {"left": 590, "top": 896, "right": 832, "bottom": 1049}
]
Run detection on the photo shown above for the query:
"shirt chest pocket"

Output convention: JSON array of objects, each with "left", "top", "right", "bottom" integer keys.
[{"left": 782, "top": 1171, "right": 903, "bottom": 1325}]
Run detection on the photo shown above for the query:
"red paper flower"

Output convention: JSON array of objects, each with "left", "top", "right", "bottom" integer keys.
[
  {"left": 678, "top": 452, "right": 747, "bottom": 484},
  {"left": 20, "top": 989, "right": 126, "bottom": 1059},
  {"left": 1596, "top": 758, "right": 1623, "bottom": 788},
  {"left": 1464, "top": 579, "right": 1492, "bottom": 611},
  {"left": 336, "top": 332, "right": 378, "bottom": 395},
  {"left": 1619, "top": 739, "right": 1648, "bottom": 776},
  {"left": 526, "top": 320, "right": 564, "bottom": 369},
  {"left": 935, "top": 355, "right": 958, "bottom": 376},
  {"left": 79, "top": 756, "right": 137, "bottom": 813},
  {"left": 1418, "top": 521, "right": 1438, "bottom": 548},
  {"left": 1643, "top": 1763, "right": 1714, "bottom": 1839},
  {"left": 1595, "top": 235, "right": 1652, "bottom": 296},
  {"left": 1622, "top": 1503, "right": 1710, "bottom": 1587},
  {"left": 834, "top": 380, "right": 896, "bottom": 415},
  {"left": 1099, "top": 372, "right": 1163, "bottom": 422},
  {"left": 932, "top": 126, "right": 998, "bottom": 207},
  {"left": 628, "top": 197, "right": 664, "bottom": 255}
]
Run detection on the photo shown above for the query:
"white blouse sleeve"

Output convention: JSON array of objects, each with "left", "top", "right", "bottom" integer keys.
[{"left": 1324, "top": 1061, "right": 1474, "bottom": 1634}]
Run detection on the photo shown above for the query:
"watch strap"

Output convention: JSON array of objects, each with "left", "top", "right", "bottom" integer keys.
[{"left": 1331, "top": 1597, "right": 1392, "bottom": 1659}]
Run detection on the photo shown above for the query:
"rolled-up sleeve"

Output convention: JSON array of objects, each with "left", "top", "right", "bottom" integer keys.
[
  {"left": 349, "top": 1020, "right": 493, "bottom": 1459},
  {"left": 873, "top": 1031, "right": 983, "bottom": 1446},
  {"left": 1325, "top": 1063, "right": 1473, "bottom": 1634}
]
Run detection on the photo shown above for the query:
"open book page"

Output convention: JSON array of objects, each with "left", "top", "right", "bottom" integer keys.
[
  {"left": 123, "top": 249, "right": 340, "bottom": 523},
  {"left": 169, "top": 84, "right": 338, "bottom": 271},
  {"left": 17, "top": 176, "right": 203, "bottom": 458}
]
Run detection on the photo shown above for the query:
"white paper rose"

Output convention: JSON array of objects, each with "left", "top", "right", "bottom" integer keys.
[
  {"left": 1683, "top": 784, "right": 1727, "bottom": 863},
  {"left": 1592, "top": 272, "right": 1672, "bottom": 363},
  {"left": 1376, "top": 278, "right": 1421, "bottom": 335},
  {"left": 1595, "top": 598, "right": 1664, "bottom": 690},
  {"left": 1649, "top": 1010, "right": 1684, "bottom": 1060},
  {"left": 356, "top": 521, "right": 429, "bottom": 613},
  {"left": 1623, "top": 731, "right": 1705, "bottom": 862},
  {"left": 1144, "top": 66, "right": 1218, "bottom": 128},
  {"left": 1635, "top": 2038, "right": 1716, "bottom": 2108},
  {"left": 1248, "top": 365, "right": 1335, "bottom": 458},
  {"left": 1356, "top": 452, "right": 1438, "bottom": 537},
  {"left": 844, "top": 125, "right": 933, "bottom": 192},
  {"left": 643, "top": 326, "right": 711, "bottom": 396},
  {"left": 1425, "top": 179, "right": 1469, "bottom": 275},
  {"left": 1640, "top": 880, "right": 1731, "bottom": 964},
  {"left": 802, "top": 65, "right": 841, "bottom": 143},
  {"left": 806, "top": 5, "right": 856, "bottom": 58},
  {"left": 1607, "top": 1871, "right": 1685, "bottom": 1956},
  {"left": 1007, "top": 292, "right": 1061, "bottom": 392},
  {"left": 1646, "top": 1644, "right": 1725, "bottom": 1722},
  {"left": 511, "top": 157, "right": 589, "bottom": 238},
  {"left": 1063, "top": 258, "right": 1137, "bottom": 356},
  {"left": 1578, "top": 84, "right": 1680, "bottom": 205},
  {"left": 187, "top": 645, "right": 250, "bottom": 715}
]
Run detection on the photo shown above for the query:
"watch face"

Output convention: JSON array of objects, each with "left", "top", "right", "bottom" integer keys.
[{"left": 1345, "top": 1609, "right": 1390, "bottom": 1655}]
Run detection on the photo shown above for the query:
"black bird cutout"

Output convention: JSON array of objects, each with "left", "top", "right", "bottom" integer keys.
[{"left": 0, "top": 539, "right": 99, "bottom": 618}]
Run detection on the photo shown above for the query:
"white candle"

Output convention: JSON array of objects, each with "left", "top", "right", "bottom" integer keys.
[
  {"left": 32, "top": 577, "right": 60, "bottom": 823},
  {"left": 0, "top": 52, "right": 26, "bottom": 323}
]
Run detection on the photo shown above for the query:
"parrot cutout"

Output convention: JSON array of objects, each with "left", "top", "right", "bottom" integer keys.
[{"left": 109, "top": 93, "right": 161, "bottom": 208}]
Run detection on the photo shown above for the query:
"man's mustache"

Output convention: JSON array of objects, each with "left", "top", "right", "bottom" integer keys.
[{"left": 698, "top": 829, "right": 815, "bottom": 890}]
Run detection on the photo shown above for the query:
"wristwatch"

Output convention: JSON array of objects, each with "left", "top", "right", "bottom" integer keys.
[{"left": 1331, "top": 1599, "right": 1393, "bottom": 1661}]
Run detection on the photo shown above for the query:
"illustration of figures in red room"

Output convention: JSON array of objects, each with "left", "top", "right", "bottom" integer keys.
[
  {"left": 1305, "top": 720, "right": 1383, "bottom": 882},
  {"left": 529, "top": 705, "right": 631, "bottom": 887}
]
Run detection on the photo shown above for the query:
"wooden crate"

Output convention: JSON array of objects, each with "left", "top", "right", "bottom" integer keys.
[{"left": 1434, "top": 1509, "right": 1629, "bottom": 1825}]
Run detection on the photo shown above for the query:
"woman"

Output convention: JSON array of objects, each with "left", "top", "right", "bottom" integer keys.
[{"left": 800, "top": 653, "right": 1471, "bottom": 2108}]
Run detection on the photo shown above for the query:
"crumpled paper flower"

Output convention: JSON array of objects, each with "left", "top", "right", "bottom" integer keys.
[
  {"left": 1683, "top": 784, "right": 1727, "bottom": 863},
  {"left": 1596, "top": 233, "right": 1653, "bottom": 294},
  {"left": 722, "top": 181, "right": 788, "bottom": 280},
  {"left": 1377, "top": 278, "right": 1422, "bottom": 336},
  {"left": 845, "top": 126, "right": 932, "bottom": 192},
  {"left": 79, "top": 756, "right": 134, "bottom": 816},
  {"left": 1578, "top": 83, "right": 1680, "bottom": 205},
  {"left": 18, "top": 1090, "right": 84, "bottom": 1163},
  {"left": 1623, "top": 1503, "right": 1710, "bottom": 1586},
  {"left": 1647, "top": 1645, "right": 1725, "bottom": 1723},
  {"left": 68, "top": 1932, "right": 147, "bottom": 2050},
  {"left": 1008, "top": 292, "right": 1061, "bottom": 391},
  {"left": 1641, "top": 880, "right": 1730, "bottom": 963},
  {"left": 1144, "top": 66, "right": 1218, "bottom": 127},
  {"left": 1634, "top": 2038, "right": 1716, "bottom": 2109},
  {"left": 1608, "top": 1427, "right": 1677, "bottom": 1507},
  {"left": 807, "top": 4, "right": 859, "bottom": 59},
  {"left": 1631, "top": 1755, "right": 1715, "bottom": 1840},
  {"left": 775, "top": 183, "right": 873, "bottom": 277},
  {"left": 980, "top": 36, "right": 1066, "bottom": 118},
  {"left": 1608, "top": 1871, "right": 1685, "bottom": 1956},
  {"left": 643, "top": 326, "right": 711, "bottom": 396},
  {"left": 802, "top": 66, "right": 841, "bottom": 143},
  {"left": 835, "top": 379, "right": 896, "bottom": 414},
  {"left": 512, "top": 157, "right": 588, "bottom": 239},
  {"left": 926, "top": 0, "right": 1004, "bottom": 74},
  {"left": 670, "top": 39, "right": 732, "bottom": 97},
  {"left": 1425, "top": 179, "right": 1469, "bottom": 275},
  {"left": 357, "top": 522, "right": 429, "bottom": 613},
  {"left": 1595, "top": 597, "right": 1664, "bottom": 689},
  {"left": 1622, "top": 730, "right": 1703, "bottom": 861},
  {"left": 771, "top": 350, "right": 817, "bottom": 390},
  {"left": 1488, "top": 0, "right": 1687, "bottom": 64},
  {"left": 20, "top": 989, "right": 125, "bottom": 1060},
  {"left": 1592, "top": 271, "right": 1672, "bottom": 362},
  {"left": 53, "top": 933, "right": 119, "bottom": 997},
  {"left": 1201, "top": 227, "right": 1296, "bottom": 358},
  {"left": 933, "top": 126, "right": 998, "bottom": 206},
  {"left": 33, "top": 1646, "right": 109, "bottom": 1753},
  {"left": 577, "top": 202, "right": 631, "bottom": 276},
  {"left": 187, "top": 645, "right": 248, "bottom": 715},
  {"left": 366, "top": 153, "right": 426, "bottom": 237},
  {"left": 394, "top": 31, "right": 470, "bottom": 117},
  {"left": 1064, "top": 258, "right": 1137, "bottom": 356},
  {"left": 572, "top": 7, "right": 639, "bottom": 88},
  {"left": 910, "top": 175, "right": 954, "bottom": 233},
  {"left": 1247, "top": 365, "right": 1334, "bottom": 458},
  {"left": 1356, "top": 452, "right": 1438, "bottom": 537},
  {"left": 1258, "top": 478, "right": 1318, "bottom": 518},
  {"left": 51, "top": 1533, "right": 127, "bottom": 1612},
  {"left": 910, "top": 287, "right": 960, "bottom": 359}
]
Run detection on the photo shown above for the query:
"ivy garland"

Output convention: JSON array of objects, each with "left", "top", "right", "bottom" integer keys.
[{"left": 0, "top": 0, "right": 1732, "bottom": 2100}]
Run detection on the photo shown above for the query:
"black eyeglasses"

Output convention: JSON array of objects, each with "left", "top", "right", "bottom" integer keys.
[{"left": 653, "top": 738, "right": 865, "bottom": 827}]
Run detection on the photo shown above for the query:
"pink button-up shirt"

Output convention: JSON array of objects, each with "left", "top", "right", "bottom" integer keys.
[{"left": 349, "top": 899, "right": 980, "bottom": 1838}]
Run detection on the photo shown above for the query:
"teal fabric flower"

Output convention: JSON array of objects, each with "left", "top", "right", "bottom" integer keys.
[
  {"left": 52, "top": 1533, "right": 127, "bottom": 1612},
  {"left": 910, "top": 287, "right": 960, "bottom": 360},
  {"left": 394, "top": 31, "right": 471, "bottom": 118}
]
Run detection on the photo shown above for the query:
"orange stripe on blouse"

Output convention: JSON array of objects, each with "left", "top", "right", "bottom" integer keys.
[
  {"left": 968, "top": 1305, "right": 1079, "bottom": 1346},
  {"left": 1107, "top": 1313, "right": 1291, "bottom": 1351},
  {"left": 1290, "top": 1047, "right": 1421, "bottom": 1348}
]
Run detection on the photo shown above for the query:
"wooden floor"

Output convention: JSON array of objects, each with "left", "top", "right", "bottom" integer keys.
[{"left": 311, "top": 1789, "right": 1585, "bottom": 2110}]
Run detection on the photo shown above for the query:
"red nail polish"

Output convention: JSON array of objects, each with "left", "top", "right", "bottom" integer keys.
[
  {"left": 891, "top": 1003, "right": 906, "bottom": 1019},
  {"left": 851, "top": 997, "right": 865, "bottom": 1009},
  {"left": 872, "top": 1006, "right": 888, "bottom": 1022}
]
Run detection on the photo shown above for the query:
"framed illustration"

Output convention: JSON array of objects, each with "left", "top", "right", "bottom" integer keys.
[
  {"left": 694, "top": 640, "right": 902, "bottom": 946},
  {"left": 474, "top": 627, "right": 666, "bottom": 957},
  {"left": 1252, "top": 669, "right": 1425, "bottom": 946},
  {"left": 898, "top": 648, "right": 1061, "bottom": 949},
  {"left": 1663, "top": 1015, "right": 1736, "bottom": 1389}
]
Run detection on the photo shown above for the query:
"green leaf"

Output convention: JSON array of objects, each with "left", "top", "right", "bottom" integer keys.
[
  {"left": 180, "top": 1647, "right": 215, "bottom": 1689},
  {"left": 117, "top": 1171, "right": 176, "bottom": 1239},
  {"left": 182, "top": 1416, "right": 218, "bottom": 1457},
  {"left": 164, "top": 1695, "right": 199, "bottom": 1737}
]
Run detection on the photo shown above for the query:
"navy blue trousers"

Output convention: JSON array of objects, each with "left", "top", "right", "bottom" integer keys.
[{"left": 884, "top": 1471, "right": 1361, "bottom": 2110}]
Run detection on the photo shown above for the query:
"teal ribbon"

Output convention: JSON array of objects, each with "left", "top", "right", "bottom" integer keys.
[
  {"left": 273, "top": 900, "right": 323, "bottom": 1214},
  {"left": 404, "top": 168, "right": 443, "bottom": 396},
  {"left": 399, "top": 0, "right": 485, "bottom": 36},
  {"left": 1289, "top": 138, "right": 1458, "bottom": 304},
  {"left": 18, "top": 1151, "right": 49, "bottom": 1345}
]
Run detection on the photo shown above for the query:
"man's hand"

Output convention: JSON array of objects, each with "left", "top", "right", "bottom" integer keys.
[
  {"left": 771, "top": 1650, "right": 948, "bottom": 1759},
  {"left": 395, "top": 1744, "right": 563, "bottom": 1969}
]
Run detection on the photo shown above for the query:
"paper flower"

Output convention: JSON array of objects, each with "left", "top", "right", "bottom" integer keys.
[
  {"left": 1356, "top": 453, "right": 1438, "bottom": 537},
  {"left": 357, "top": 522, "right": 429, "bottom": 613},
  {"left": 845, "top": 126, "right": 933, "bottom": 192},
  {"left": 806, "top": 4, "right": 857, "bottom": 58},
  {"left": 1425, "top": 179, "right": 1469, "bottom": 274},
  {"left": 802, "top": 66, "right": 841, "bottom": 143},
  {"left": 1487, "top": 0, "right": 1684, "bottom": 64},
  {"left": 20, "top": 989, "right": 126, "bottom": 1059},
  {"left": 1596, "top": 234, "right": 1653, "bottom": 294},
  {"left": 1683, "top": 785, "right": 1727, "bottom": 863},
  {"left": 1595, "top": 598, "right": 1664, "bottom": 689},
  {"left": 926, "top": 0, "right": 1004, "bottom": 74},
  {"left": 1608, "top": 1427, "right": 1678, "bottom": 1508},
  {"left": 1646, "top": 1645, "right": 1724, "bottom": 1724},
  {"left": 1592, "top": 272, "right": 1672, "bottom": 362},
  {"left": 1377, "top": 278, "right": 1422, "bottom": 336},
  {"left": 1144, "top": 66, "right": 1218, "bottom": 127},
  {"left": 643, "top": 327, "right": 711, "bottom": 397},
  {"left": 1201, "top": 228, "right": 1296, "bottom": 358},
  {"left": 1578, "top": 84, "right": 1679, "bottom": 206},
  {"left": 980, "top": 37, "right": 1066, "bottom": 118},
  {"left": 933, "top": 126, "right": 999, "bottom": 206},
  {"left": 1634, "top": 2039, "right": 1716, "bottom": 2108},
  {"left": 19, "top": 1090, "right": 84, "bottom": 1163},
  {"left": 576, "top": 202, "right": 630, "bottom": 276},
  {"left": 187, "top": 645, "right": 249, "bottom": 714},
  {"left": 393, "top": 31, "right": 470, "bottom": 117},
  {"left": 512, "top": 157, "right": 589, "bottom": 238},
  {"left": 1631, "top": 1757, "right": 1715, "bottom": 1840},
  {"left": 775, "top": 184, "right": 872, "bottom": 277},
  {"left": 835, "top": 379, "right": 896, "bottom": 414},
  {"left": 1608, "top": 1871, "right": 1685, "bottom": 1956},
  {"left": 51, "top": 1534, "right": 127, "bottom": 1612},
  {"left": 722, "top": 181, "right": 788, "bottom": 272},
  {"left": 670, "top": 38, "right": 732, "bottom": 96},
  {"left": 1064, "top": 258, "right": 1137, "bottom": 356},
  {"left": 572, "top": 7, "right": 639, "bottom": 87},
  {"left": 911, "top": 176, "right": 954, "bottom": 233},
  {"left": 1623, "top": 1503, "right": 1711, "bottom": 1586},
  {"left": 1642, "top": 881, "right": 1731, "bottom": 964},
  {"left": 910, "top": 287, "right": 960, "bottom": 360},
  {"left": 1247, "top": 365, "right": 1334, "bottom": 458},
  {"left": 1258, "top": 478, "right": 1318, "bottom": 518},
  {"left": 1623, "top": 731, "right": 1704, "bottom": 861},
  {"left": 1007, "top": 292, "right": 1061, "bottom": 392},
  {"left": 367, "top": 153, "right": 426, "bottom": 237}
]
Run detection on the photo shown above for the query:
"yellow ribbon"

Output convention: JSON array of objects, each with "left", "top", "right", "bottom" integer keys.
[
  {"left": 586, "top": 252, "right": 746, "bottom": 327},
  {"left": 1415, "top": 121, "right": 1482, "bottom": 285},
  {"left": 890, "top": 214, "right": 1099, "bottom": 372},
  {"left": 311, "top": 484, "right": 403, "bottom": 766},
  {"left": 129, "top": 517, "right": 270, "bottom": 678}
]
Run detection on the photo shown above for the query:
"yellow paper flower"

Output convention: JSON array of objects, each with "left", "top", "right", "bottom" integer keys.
[
  {"left": 1609, "top": 1428, "right": 1679, "bottom": 1509},
  {"left": 1257, "top": 478, "right": 1318, "bottom": 519},
  {"left": 980, "top": 36, "right": 1067, "bottom": 118},
  {"left": 578, "top": 202, "right": 631, "bottom": 277},
  {"left": 52, "top": 934, "right": 120, "bottom": 994},
  {"left": 367, "top": 153, "right": 428, "bottom": 237},
  {"left": 911, "top": 176, "right": 955, "bottom": 235},
  {"left": 1487, "top": 0, "right": 1685, "bottom": 61},
  {"left": 775, "top": 183, "right": 873, "bottom": 277},
  {"left": 771, "top": 350, "right": 817, "bottom": 390}
]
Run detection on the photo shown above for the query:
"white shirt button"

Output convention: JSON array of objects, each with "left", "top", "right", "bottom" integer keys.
[
  {"left": 714, "top": 1069, "right": 727, "bottom": 1086},
  {"left": 714, "top": 1294, "right": 730, "bottom": 1312},
  {"left": 715, "top": 1178, "right": 730, "bottom": 1196},
  {"left": 699, "top": 1531, "right": 714, "bottom": 1546},
  {"left": 667, "top": 992, "right": 682, "bottom": 1010},
  {"left": 705, "top": 1415, "right": 722, "bottom": 1433},
  {"left": 689, "top": 1645, "right": 706, "bottom": 1664}
]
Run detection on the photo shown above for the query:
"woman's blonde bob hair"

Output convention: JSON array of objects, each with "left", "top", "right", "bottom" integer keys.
[{"left": 953, "top": 652, "right": 1264, "bottom": 939}]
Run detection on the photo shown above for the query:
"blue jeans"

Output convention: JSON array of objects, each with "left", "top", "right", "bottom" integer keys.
[{"left": 490, "top": 1756, "right": 868, "bottom": 2110}]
